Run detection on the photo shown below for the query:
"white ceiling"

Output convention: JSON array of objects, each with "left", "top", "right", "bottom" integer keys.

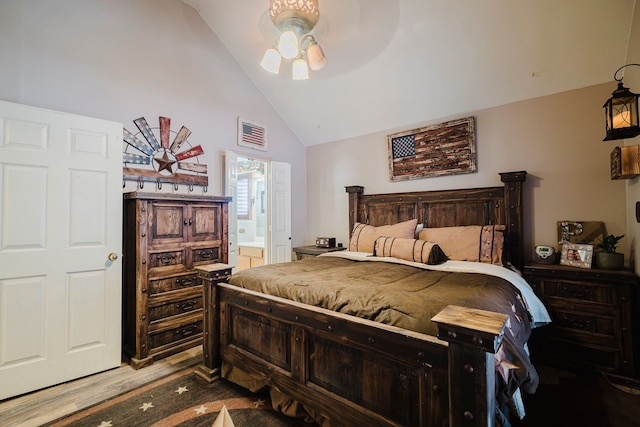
[{"left": 183, "top": 0, "right": 637, "bottom": 146}]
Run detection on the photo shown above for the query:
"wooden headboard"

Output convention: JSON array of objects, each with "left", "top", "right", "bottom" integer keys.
[{"left": 345, "top": 171, "right": 527, "bottom": 270}]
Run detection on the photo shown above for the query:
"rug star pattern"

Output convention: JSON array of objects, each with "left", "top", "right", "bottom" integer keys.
[
  {"left": 95, "top": 383, "right": 268, "bottom": 426},
  {"left": 139, "top": 402, "right": 154, "bottom": 411},
  {"left": 53, "top": 368, "right": 295, "bottom": 427}
]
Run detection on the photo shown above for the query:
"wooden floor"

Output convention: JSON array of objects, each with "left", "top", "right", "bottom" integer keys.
[{"left": 0, "top": 347, "right": 203, "bottom": 427}]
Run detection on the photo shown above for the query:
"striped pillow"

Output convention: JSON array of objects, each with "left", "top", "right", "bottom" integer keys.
[
  {"left": 418, "top": 225, "right": 506, "bottom": 264},
  {"left": 373, "top": 237, "right": 448, "bottom": 265},
  {"left": 349, "top": 219, "right": 418, "bottom": 253}
]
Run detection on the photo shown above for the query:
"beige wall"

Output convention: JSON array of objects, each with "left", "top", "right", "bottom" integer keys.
[{"left": 307, "top": 83, "right": 627, "bottom": 264}]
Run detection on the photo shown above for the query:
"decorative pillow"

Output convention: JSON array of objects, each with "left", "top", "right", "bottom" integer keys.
[
  {"left": 418, "top": 225, "right": 506, "bottom": 264},
  {"left": 349, "top": 219, "right": 418, "bottom": 253},
  {"left": 373, "top": 237, "right": 448, "bottom": 265}
]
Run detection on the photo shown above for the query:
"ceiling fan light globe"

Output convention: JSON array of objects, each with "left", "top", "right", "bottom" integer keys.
[
  {"left": 292, "top": 58, "right": 309, "bottom": 80},
  {"left": 307, "top": 42, "right": 327, "bottom": 71},
  {"left": 277, "top": 31, "right": 299, "bottom": 59},
  {"left": 260, "top": 48, "right": 282, "bottom": 74}
]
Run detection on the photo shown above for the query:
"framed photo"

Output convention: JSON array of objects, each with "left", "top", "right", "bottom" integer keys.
[
  {"left": 237, "top": 117, "right": 267, "bottom": 151},
  {"left": 560, "top": 242, "right": 594, "bottom": 269}
]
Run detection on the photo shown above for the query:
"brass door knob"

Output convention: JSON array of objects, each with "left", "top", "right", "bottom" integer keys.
[{"left": 108, "top": 252, "right": 118, "bottom": 261}]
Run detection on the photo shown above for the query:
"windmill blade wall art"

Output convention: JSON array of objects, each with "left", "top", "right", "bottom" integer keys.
[{"left": 122, "top": 115, "right": 208, "bottom": 190}]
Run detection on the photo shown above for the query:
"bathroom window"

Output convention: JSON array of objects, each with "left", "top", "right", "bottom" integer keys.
[{"left": 237, "top": 173, "right": 252, "bottom": 220}]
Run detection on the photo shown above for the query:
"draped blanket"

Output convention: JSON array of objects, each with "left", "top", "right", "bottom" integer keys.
[{"left": 228, "top": 254, "right": 541, "bottom": 400}]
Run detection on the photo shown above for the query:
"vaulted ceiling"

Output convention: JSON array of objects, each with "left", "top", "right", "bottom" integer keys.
[{"left": 183, "top": 0, "right": 637, "bottom": 146}]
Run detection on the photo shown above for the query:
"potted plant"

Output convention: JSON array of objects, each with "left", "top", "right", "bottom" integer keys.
[{"left": 596, "top": 234, "right": 625, "bottom": 270}]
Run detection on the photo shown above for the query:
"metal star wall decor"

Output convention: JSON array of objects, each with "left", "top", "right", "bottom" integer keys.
[{"left": 122, "top": 116, "right": 208, "bottom": 190}]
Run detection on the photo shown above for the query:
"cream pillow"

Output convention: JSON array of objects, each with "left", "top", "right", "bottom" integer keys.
[
  {"left": 373, "top": 237, "right": 448, "bottom": 265},
  {"left": 418, "top": 225, "right": 506, "bottom": 264},
  {"left": 349, "top": 219, "right": 418, "bottom": 253}
]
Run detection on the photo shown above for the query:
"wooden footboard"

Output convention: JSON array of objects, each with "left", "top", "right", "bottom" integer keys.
[{"left": 197, "top": 276, "right": 508, "bottom": 427}]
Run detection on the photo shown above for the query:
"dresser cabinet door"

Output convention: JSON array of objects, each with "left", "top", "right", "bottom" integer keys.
[
  {"left": 149, "top": 201, "right": 187, "bottom": 245},
  {"left": 190, "top": 204, "right": 223, "bottom": 241}
]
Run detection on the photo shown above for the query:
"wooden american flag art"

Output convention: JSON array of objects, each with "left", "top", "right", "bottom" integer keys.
[
  {"left": 387, "top": 116, "right": 476, "bottom": 181},
  {"left": 238, "top": 117, "right": 267, "bottom": 151}
]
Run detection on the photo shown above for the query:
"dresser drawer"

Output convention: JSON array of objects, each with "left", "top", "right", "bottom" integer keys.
[
  {"left": 549, "top": 307, "right": 615, "bottom": 337},
  {"left": 537, "top": 278, "right": 616, "bottom": 306},
  {"left": 148, "top": 294, "right": 203, "bottom": 322},
  {"left": 149, "top": 273, "right": 198, "bottom": 294},
  {"left": 193, "top": 246, "right": 221, "bottom": 264},
  {"left": 148, "top": 249, "right": 185, "bottom": 269},
  {"left": 149, "top": 320, "right": 202, "bottom": 350}
]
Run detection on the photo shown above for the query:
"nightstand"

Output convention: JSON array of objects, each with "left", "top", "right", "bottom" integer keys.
[
  {"left": 524, "top": 263, "right": 639, "bottom": 376},
  {"left": 293, "top": 245, "right": 346, "bottom": 260}
]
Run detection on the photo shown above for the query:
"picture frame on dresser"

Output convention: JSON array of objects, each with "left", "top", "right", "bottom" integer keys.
[{"left": 560, "top": 242, "right": 593, "bottom": 268}]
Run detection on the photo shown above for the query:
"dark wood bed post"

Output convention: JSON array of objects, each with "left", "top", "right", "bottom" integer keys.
[
  {"left": 432, "top": 305, "right": 509, "bottom": 427},
  {"left": 499, "top": 171, "right": 527, "bottom": 271},
  {"left": 345, "top": 185, "right": 364, "bottom": 238}
]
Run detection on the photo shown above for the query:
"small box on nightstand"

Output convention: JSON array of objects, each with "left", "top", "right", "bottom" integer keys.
[{"left": 315, "top": 237, "right": 336, "bottom": 248}]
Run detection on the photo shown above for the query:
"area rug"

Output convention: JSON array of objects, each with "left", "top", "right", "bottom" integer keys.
[{"left": 44, "top": 367, "right": 311, "bottom": 427}]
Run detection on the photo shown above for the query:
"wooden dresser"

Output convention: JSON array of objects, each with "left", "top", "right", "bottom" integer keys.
[
  {"left": 524, "top": 263, "right": 639, "bottom": 376},
  {"left": 122, "top": 192, "right": 231, "bottom": 369}
]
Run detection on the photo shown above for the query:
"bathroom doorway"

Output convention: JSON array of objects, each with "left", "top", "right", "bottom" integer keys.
[
  {"left": 225, "top": 150, "right": 291, "bottom": 272},
  {"left": 235, "top": 156, "right": 267, "bottom": 271}
]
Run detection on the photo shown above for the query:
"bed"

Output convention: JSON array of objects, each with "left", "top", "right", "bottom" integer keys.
[{"left": 196, "top": 171, "right": 550, "bottom": 427}]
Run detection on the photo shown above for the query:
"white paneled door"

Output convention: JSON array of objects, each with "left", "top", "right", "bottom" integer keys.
[
  {"left": 225, "top": 150, "right": 238, "bottom": 272},
  {"left": 0, "top": 100, "right": 123, "bottom": 399},
  {"left": 270, "top": 161, "right": 291, "bottom": 264}
]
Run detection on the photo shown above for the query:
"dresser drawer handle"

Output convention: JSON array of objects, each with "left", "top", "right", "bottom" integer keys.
[
  {"left": 560, "top": 285, "right": 591, "bottom": 299},
  {"left": 176, "top": 300, "right": 197, "bottom": 311},
  {"left": 199, "top": 250, "right": 213, "bottom": 259},
  {"left": 176, "top": 277, "right": 194, "bottom": 287},
  {"left": 176, "top": 325, "right": 197, "bottom": 337},
  {"left": 562, "top": 315, "right": 590, "bottom": 329},
  {"left": 157, "top": 254, "right": 176, "bottom": 265}
]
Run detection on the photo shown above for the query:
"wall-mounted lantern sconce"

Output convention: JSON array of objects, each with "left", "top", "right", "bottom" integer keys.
[{"left": 603, "top": 64, "right": 640, "bottom": 141}]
